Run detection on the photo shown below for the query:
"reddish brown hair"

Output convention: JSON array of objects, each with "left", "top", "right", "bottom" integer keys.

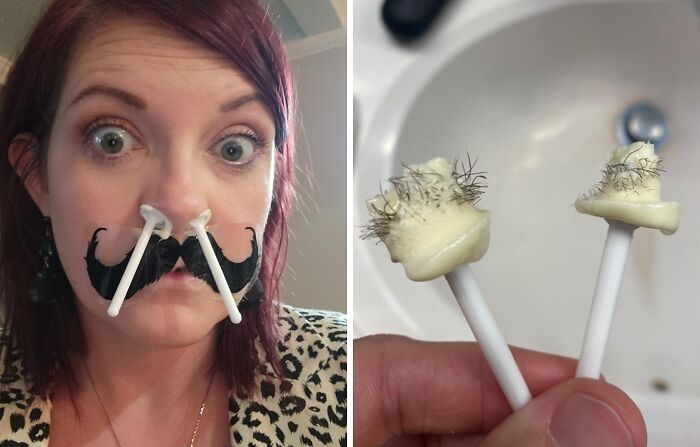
[{"left": 0, "top": 0, "right": 295, "bottom": 397}]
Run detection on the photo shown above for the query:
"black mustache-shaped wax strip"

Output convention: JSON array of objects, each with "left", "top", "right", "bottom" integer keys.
[{"left": 85, "top": 227, "right": 258, "bottom": 301}]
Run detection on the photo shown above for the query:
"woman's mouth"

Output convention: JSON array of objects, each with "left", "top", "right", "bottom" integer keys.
[{"left": 152, "top": 267, "right": 203, "bottom": 290}]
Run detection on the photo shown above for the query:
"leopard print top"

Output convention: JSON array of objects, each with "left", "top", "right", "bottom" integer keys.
[{"left": 0, "top": 306, "right": 347, "bottom": 446}]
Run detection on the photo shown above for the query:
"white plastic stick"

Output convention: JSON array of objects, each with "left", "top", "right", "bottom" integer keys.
[
  {"left": 576, "top": 220, "right": 636, "bottom": 379},
  {"left": 445, "top": 264, "right": 532, "bottom": 410},
  {"left": 108, "top": 205, "right": 171, "bottom": 317},
  {"left": 188, "top": 210, "right": 242, "bottom": 324}
]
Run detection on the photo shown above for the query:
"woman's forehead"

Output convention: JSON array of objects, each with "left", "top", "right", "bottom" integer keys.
[{"left": 63, "top": 16, "right": 257, "bottom": 101}]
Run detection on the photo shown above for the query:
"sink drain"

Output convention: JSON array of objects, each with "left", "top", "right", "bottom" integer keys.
[
  {"left": 617, "top": 102, "right": 668, "bottom": 150},
  {"left": 651, "top": 377, "right": 670, "bottom": 393}
]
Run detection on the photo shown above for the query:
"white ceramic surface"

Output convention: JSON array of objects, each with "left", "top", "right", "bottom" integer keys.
[{"left": 354, "top": 0, "right": 700, "bottom": 444}]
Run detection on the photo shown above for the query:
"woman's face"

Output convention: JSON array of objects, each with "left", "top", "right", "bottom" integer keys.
[{"left": 30, "top": 17, "right": 276, "bottom": 347}]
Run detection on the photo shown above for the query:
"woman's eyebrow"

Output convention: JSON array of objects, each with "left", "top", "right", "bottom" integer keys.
[
  {"left": 68, "top": 85, "right": 146, "bottom": 110},
  {"left": 68, "top": 87, "right": 263, "bottom": 114},
  {"left": 220, "top": 93, "right": 265, "bottom": 113}
]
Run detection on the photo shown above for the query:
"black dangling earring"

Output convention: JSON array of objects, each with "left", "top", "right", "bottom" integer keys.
[
  {"left": 29, "top": 217, "right": 71, "bottom": 305},
  {"left": 238, "top": 278, "right": 263, "bottom": 310}
]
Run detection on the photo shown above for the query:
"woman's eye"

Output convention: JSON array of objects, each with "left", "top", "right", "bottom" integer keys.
[
  {"left": 91, "top": 126, "right": 136, "bottom": 155},
  {"left": 216, "top": 134, "right": 256, "bottom": 164}
]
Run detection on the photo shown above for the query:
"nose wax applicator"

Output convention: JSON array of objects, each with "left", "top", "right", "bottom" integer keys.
[
  {"left": 187, "top": 209, "right": 242, "bottom": 324},
  {"left": 362, "top": 157, "right": 532, "bottom": 410},
  {"left": 574, "top": 141, "right": 680, "bottom": 378},
  {"left": 107, "top": 204, "right": 172, "bottom": 317}
]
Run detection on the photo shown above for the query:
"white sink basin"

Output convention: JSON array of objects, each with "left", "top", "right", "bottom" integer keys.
[{"left": 354, "top": 1, "right": 700, "bottom": 444}]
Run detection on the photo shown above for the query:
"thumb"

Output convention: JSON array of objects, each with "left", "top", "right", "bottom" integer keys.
[{"left": 481, "top": 378, "right": 647, "bottom": 447}]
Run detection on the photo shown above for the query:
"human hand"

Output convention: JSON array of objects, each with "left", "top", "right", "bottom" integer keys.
[{"left": 354, "top": 335, "right": 646, "bottom": 446}]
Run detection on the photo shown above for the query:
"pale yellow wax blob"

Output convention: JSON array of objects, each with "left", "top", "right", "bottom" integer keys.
[
  {"left": 364, "top": 158, "right": 490, "bottom": 281},
  {"left": 575, "top": 141, "right": 680, "bottom": 234}
]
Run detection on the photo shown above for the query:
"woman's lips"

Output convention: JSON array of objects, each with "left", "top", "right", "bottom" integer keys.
[{"left": 150, "top": 268, "right": 203, "bottom": 290}]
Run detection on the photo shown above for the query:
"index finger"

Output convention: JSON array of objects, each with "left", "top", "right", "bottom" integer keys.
[{"left": 353, "top": 334, "right": 578, "bottom": 446}]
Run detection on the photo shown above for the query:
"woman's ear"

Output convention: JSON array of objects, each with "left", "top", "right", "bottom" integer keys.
[{"left": 8, "top": 133, "right": 49, "bottom": 215}]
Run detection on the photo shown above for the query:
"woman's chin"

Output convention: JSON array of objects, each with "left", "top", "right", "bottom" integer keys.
[{"left": 82, "top": 286, "right": 231, "bottom": 348}]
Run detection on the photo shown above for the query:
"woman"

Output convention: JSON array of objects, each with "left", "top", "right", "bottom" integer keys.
[{"left": 0, "top": 0, "right": 346, "bottom": 445}]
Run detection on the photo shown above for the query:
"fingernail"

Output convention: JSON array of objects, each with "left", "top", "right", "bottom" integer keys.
[{"left": 550, "top": 393, "right": 634, "bottom": 447}]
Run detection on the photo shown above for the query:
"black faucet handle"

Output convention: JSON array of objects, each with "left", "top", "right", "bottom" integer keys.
[{"left": 382, "top": 0, "right": 452, "bottom": 43}]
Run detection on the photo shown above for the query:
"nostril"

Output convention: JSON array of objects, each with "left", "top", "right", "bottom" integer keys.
[{"left": 141, "top": 199, "right": 208, "bottom": 236}]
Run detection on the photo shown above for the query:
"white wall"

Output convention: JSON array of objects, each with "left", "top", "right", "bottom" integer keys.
[{"left": 282, "top": 43, "right": 346, "bottom": 313}]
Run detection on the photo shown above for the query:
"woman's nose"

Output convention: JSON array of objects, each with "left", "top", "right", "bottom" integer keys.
[{"left": 141, "top": 150, "right": 208, "bottom": 233}]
